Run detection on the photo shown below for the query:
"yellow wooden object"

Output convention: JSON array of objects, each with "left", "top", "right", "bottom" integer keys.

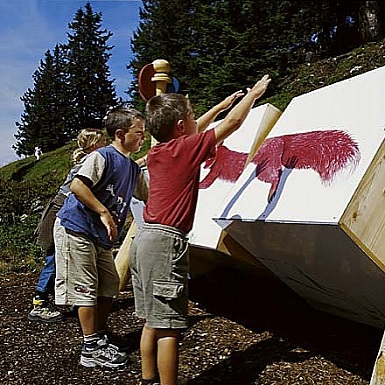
[
  {"left": 151, "top": 59, "right": 172, "bottom": 95},
  {"left": 246, "top": 104, "right": 281, "bottom": 165},
  {"left": 115, "top": 221, "right": 137, "bottom": 291},
  {"left": 340, "top": 137, "right": 385, "bottom": 273}
]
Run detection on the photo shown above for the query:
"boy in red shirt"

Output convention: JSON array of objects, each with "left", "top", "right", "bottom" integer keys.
[{"left": 130, "top": 75, "right": 271, "bottom": 385}]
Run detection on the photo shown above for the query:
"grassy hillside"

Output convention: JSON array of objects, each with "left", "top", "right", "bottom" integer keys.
[
  {"left": 0, "top": 136, "right": 149, "bottom": 273},
  {"left": 1, "top": 38, "right": 385, "bottom": 273},
  {"left": 0, "top": 143, "right": 76, "bottom": 273},
  {"left": 0, "top": 142, "right": 75, "bottom": 185},
  {"left": 265, "top": 40, "right": 385, "bottom": 111}
]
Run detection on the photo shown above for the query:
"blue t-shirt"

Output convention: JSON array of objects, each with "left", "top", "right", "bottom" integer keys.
[{"left": 58, "top": 145, "right": 140, "bottom": 249}]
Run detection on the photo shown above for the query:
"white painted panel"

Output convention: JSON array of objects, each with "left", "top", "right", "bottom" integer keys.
[
  {"left": 217, "top": 66, "right": 385, "bottom": 223},
  {"left": 190, "top": 104, "right": 281, "bottom": 248}
]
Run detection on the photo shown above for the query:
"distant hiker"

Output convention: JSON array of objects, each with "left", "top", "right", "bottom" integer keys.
[
  {"left": 34, "top": 146, "right": 42, "bottom": 160},
  {"left": 304, "top": 42, "right": 315, "bottom": 64}
]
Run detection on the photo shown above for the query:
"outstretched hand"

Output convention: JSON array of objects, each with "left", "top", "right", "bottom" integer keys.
[
  {"left": 219, "top": 90, "right": 245, "bottom": 111},
  {"left": 247, "top": 74, "right": 271, "bottom": 99}
]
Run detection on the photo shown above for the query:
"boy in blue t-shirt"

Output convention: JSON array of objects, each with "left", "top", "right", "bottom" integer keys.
[{"left": 54, "top": 107, "right": 147, "bottom": 369}]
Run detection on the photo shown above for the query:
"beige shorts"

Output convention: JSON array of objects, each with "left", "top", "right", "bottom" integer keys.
[{"left": 54, "top": 218, "right": 119, "bottom": 307}]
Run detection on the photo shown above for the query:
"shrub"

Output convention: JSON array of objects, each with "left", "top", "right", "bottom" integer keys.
[{"left": 0, "top": 214, "right": 44, "bottom": 273}]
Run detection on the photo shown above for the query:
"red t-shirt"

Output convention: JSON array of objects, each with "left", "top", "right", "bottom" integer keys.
[{"left": 144, "top": 129, "right": 216, "bottom": 233}]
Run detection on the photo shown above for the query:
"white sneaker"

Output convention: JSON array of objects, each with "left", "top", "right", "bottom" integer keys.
[
  {"left": 97, "top": 334, "right": 127, "bottom": 358},
  {"left": 80, "top": 343, "right": 128, "bottom": 368},
  {"left": 28, "top": 306, "right": 63, "bottom": 323}
]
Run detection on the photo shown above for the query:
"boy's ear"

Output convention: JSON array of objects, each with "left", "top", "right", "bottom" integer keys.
[
  {"left": 175, "top": 119, "right": 185, "bottom": 134},
  {"left": 115, "top": 128, "right": 126, "bottom": 140}
]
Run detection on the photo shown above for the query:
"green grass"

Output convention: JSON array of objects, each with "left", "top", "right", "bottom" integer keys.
[{"left": 0, "top": 143, "right": 74, "bottom": 183}]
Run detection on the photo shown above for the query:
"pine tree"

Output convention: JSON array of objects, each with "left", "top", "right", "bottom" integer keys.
[
  {"left": 128, "top": 0, "right": 384, "bottom": 116},
  {"left": 128, "top": 0, "right": 332, "bottom": 115},
  {"left": 49, "top": 44, "right": 73, "bottom": 147},
  {"left": 14, "top": 3, "right": 118, "bottom": 157},
  {"left": 14, "top": 45, "right": 70, "bottom": 156},
  {"left": 128, "top": 0, "right": 193, "bottom": 108},
  {"left": 66, "top": 2, "right": 118, "bottom": 131}
]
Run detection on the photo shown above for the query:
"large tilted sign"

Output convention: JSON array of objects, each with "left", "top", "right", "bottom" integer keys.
[
  {"left": 190, "top": 103, "right": 281, "bottom": 250},
  {"left": 212, "top": 65, "right": 385, "bottom": 328}
]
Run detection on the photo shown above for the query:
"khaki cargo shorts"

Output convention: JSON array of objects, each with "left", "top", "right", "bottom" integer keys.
[{"left": 130, "top": 223, "right": 189, "bottom": 329}]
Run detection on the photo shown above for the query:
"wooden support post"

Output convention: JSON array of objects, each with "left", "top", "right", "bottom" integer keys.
[
  {"left": 115, "top": 221, "right": 137, "bottom": 291},
  {"left": 149, "top": 59, "right": 171, "bottom": 146},
  {"left": 115, "top": 59, "right": 171, "bottom": 292},
  {"left": 370, "top": 331, "right": 385, "bottom": 385}
]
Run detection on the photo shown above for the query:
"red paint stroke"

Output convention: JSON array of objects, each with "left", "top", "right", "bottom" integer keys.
[
  {"left": 199, "top": 130, "right": 360, "bottom": 201},
  {"left": 200, "top": 146, "right": 248, "bottom": 189}
]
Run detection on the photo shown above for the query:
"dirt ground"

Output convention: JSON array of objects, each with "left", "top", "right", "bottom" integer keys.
[{"left": 0, "top": 265, "right": 382, "bottom": 385}]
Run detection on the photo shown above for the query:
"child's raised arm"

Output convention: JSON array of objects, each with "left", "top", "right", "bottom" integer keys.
[
  {"left": 197, "top": 90, "right": 244, "bottom": 132},
  {"left": 214, "top": 74, "right": 271, "bottom": 144}
]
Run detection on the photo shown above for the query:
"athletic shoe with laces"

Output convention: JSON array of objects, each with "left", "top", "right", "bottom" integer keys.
[
  {"left": 27, "top": 298, "right": 63, "bottom": 323},
  {"left": 97, "top": 334, "right": 127, "bottom": 358},
  {"left": 80, "top": 343, "right": 128, "bottom": 368}
]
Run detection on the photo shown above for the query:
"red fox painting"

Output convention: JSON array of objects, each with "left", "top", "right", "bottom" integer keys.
[{"left": 199, "top": 130, "right": 360, "bottom": 203}]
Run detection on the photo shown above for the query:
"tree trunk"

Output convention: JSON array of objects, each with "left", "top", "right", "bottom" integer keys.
[{"left": 359, "top": 1, "right": 383, "bottom": 43}]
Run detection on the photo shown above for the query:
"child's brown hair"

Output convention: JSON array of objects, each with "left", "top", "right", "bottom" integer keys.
[
  {"left": 104, "top": 107, "right": 145, "bottom": 138},
  {"left": 145, "top": 93, "right": 191, "bottom": 142}
]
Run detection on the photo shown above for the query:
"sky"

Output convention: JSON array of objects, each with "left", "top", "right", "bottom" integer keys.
[{"left": 0, "top": 0, "right": 142, "bottom": 166}]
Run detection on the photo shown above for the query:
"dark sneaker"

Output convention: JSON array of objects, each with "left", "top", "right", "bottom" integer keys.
[
  {"left": 28, "top": 306, "right": 63, "bottom": 323},
  {"left": 80, "top": 343, "right": 128, "bottom": 368},
  {"left": 141, "top": 379, "right": 160, "bottom": 385}
]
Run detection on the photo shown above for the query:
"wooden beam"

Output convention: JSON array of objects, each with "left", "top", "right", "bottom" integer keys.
[{"left": 370, "top": 330, "right": 385, "bottom": 385}]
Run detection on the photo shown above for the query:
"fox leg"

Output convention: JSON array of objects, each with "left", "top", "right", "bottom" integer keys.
[{"left": 267, "top": 169, "right": 282, "bottom": 203}]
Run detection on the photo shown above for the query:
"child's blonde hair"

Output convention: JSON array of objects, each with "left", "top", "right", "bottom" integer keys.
[{"left": 72, "top": 128, "right": 106, "bottom": 164}]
